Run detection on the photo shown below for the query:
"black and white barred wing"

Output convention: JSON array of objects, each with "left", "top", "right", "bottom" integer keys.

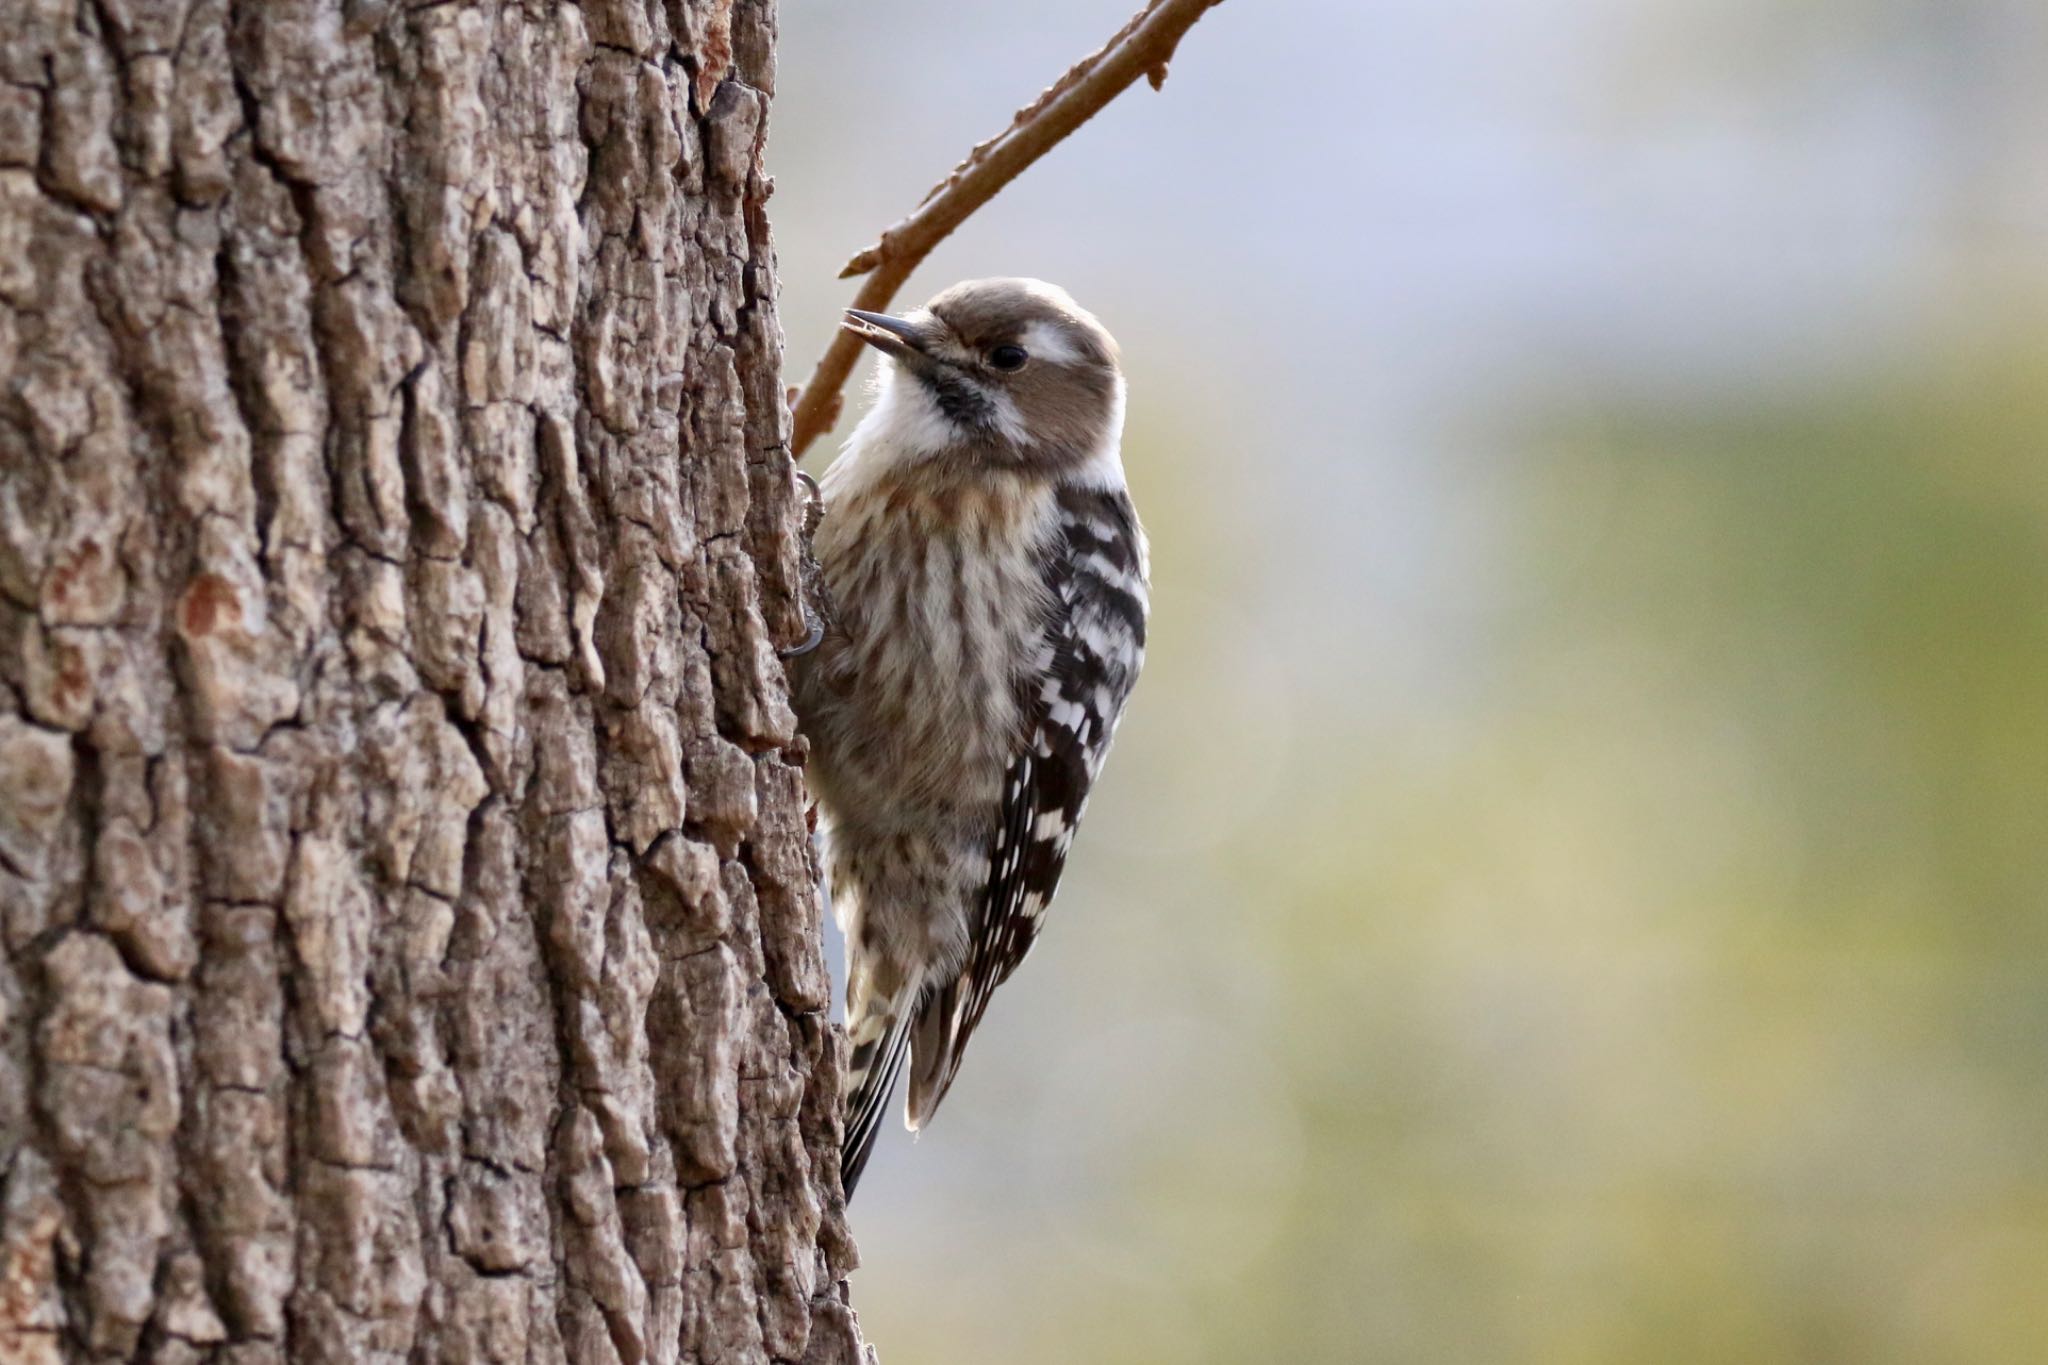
[{"left": 905, "top": 487, "right": 1149, "bottom": 1126}]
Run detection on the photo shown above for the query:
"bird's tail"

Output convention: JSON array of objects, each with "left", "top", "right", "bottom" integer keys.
[
  {"left": 905, "top": 975, "right": 974, "bottom": 1131},
  {"left": 840, "top": 994, "right": 914, "bottom": 1198}
]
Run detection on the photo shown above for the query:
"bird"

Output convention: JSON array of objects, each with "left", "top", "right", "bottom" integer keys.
[{"left": 787, "top": 278, "right": 1149, "bottom": 1196}]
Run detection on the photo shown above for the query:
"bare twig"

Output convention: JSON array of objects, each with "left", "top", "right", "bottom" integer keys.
[{"left": 787, "top": 0, "right": 1227, "bottom": 458}]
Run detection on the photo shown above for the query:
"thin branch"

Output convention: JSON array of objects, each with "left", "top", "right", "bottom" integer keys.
[{"left": 787, "top": 0, "right": 1228, "bottom": 458}]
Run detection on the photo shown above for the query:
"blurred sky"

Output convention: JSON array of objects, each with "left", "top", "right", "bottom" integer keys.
[{"left": 767, "top": 2, "right": 2048, "bottom": 1361}]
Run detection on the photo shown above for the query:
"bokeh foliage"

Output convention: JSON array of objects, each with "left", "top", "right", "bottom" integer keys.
[{"left": 770, "top": 0, "right": 2048, "bottom": 1357}]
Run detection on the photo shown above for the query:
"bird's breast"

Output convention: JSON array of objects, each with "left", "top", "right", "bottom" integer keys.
[{"left": 799, "top": 471, "right": 1058, "bottom": 825}]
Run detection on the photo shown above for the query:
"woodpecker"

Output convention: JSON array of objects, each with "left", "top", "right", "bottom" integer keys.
[{"left": 789, "top": 279, "right": 1149, "bottom": 1195}]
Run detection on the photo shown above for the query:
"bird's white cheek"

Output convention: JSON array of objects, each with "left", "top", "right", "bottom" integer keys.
[
  {"left": 988, "top": 392, "right": 1030, "bottom": 446},
  {"left": 857, "top": 365, "right": 958, "bottom": 458}
]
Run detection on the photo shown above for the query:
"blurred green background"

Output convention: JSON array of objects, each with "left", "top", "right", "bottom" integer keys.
[{"left": 770, "top": 1, "right": 2048, "bottom": 1360}]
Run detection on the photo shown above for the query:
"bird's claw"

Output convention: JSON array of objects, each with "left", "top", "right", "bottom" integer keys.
[
  {"left": 793, "top": 470, "right": 823, "bottom": 535},
  {"left": 780, "top": 469, "right": 829, "bottom": 659},
  {"left": 780, "top": 614, "right": 826, "bottom": 659}
]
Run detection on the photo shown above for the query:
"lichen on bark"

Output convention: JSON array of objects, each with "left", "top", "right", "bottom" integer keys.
[{"left": 0, "top": 1, "right": 865, "bottom": 1360}]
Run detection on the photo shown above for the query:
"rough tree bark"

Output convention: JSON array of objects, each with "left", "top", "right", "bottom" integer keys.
[{"left": 0, "top": 2, "right": 867, "bottom": 1362}]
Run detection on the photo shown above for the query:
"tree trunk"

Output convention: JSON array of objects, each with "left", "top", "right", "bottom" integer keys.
[{"left": 0, "top": 2, "right": 866, "bottom": 1361}]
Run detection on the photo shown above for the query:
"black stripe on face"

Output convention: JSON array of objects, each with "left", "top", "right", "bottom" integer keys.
[{"left": 919, "top": 368, "right": 998, "bottom": 435}]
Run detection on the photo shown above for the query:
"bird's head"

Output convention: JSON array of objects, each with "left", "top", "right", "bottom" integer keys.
[{"left": 841, "top": 278, "right": 1124, "bottom": 482}]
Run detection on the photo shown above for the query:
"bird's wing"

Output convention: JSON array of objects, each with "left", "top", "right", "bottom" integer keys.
[{"left": 905, "top": 485, "right": 1149, "bottom": 1127}]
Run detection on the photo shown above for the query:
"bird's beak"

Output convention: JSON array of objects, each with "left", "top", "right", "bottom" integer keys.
[{"left": 842, "top": 308, "right": 927, "bottom": 360}]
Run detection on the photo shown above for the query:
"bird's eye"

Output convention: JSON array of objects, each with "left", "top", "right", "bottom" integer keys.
[{"left": 987, "top": 344, "right": 1029, "bottom": 372}]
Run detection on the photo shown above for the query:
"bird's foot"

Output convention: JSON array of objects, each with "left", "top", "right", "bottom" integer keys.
[{"left": 781, "top": 469, "right": 828, "bottom": 659}]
